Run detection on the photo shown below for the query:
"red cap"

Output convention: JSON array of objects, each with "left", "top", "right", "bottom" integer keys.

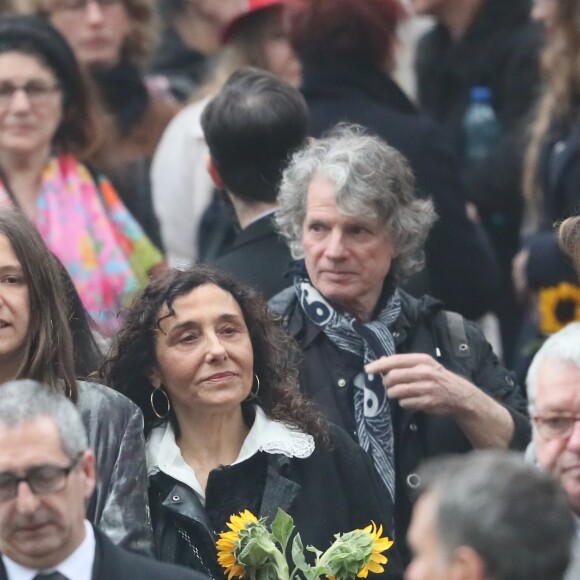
[{"left": 222, "top": 0, "right": 287, "bottom": 44}]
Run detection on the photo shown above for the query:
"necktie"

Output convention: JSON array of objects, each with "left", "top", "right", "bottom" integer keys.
[{"left": 32, "top": 572, "right": 69, "bottom": 580}]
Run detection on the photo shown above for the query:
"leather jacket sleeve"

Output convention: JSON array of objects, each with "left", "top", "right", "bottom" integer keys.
[{"left": 79, "top": 381, "right": 154, "bottom": 555}]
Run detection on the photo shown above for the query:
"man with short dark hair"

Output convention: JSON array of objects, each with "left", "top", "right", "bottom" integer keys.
[
  {"left": 406, "top": 451, "right": 575, "bottom": 580},
  {"left": 201, "top": 66, "right": 309, "bottom": 298},
  {"left": 0, "top": 380, "right": 207, "bottom": 580}
]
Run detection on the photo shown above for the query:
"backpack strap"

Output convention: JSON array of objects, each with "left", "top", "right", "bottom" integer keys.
[{"left": 444, "top": 311, "right": 471, "bottom": 359}]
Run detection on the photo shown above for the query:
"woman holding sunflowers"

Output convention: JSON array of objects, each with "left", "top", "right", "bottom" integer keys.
[{"left": 99, "top": 266, "right": 403, "bottom": 580}]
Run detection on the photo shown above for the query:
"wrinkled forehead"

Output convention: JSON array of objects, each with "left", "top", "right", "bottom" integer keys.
[
  {"left": 535, "top": 359, "right": 580, "bottom": 411},
  {"left": 305, "top": 172, "right": 383, "bottom": 222},
  {"left": 0, "top": 417, "right": 67, "bottom": 470}
]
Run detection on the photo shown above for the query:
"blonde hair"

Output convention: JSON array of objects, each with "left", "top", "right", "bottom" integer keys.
[
  {"left": 523, "top": 0, "right": 580, "bottom": 226},
  {"left": 16, "top": 0, "right": 159, "bottom": 66}
]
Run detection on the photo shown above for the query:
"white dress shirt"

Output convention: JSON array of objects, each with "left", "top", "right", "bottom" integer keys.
[{"left": 2, "top": 520, "right": 95, "bottom": 580}]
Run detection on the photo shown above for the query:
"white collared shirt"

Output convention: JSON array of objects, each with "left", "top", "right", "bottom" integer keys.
[
  {"left": 146, "top": 406, "right": 315, "bottom": 505},
  {"left": 2, "top": 520, "right": 95, "bottom": 580}
]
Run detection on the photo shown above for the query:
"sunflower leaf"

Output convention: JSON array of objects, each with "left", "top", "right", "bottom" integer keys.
[
  {"left": 271, "top": 508, "right": 294, "bottom": 551},
  {"left": 291, "top": 533, "right": 309, "bottom": 572}
]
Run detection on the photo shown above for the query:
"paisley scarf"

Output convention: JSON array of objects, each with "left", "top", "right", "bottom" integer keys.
[
  {"left": 295, "top": 271, "right": 401, "bottom": 502},
  {"left": 0, "top": 154, "right": 163, "bottom": 336}
]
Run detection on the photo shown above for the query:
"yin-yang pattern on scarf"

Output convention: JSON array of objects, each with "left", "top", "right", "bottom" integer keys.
[{"left": 294, "top": 275, "right": 401, "bottom": 502}]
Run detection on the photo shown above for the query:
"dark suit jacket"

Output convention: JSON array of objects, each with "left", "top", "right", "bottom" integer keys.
[
  {"left": 0, "top": 526, "right": 208, "bottom": 580},
  {"left": 213, "top": 213, "right": 293, "bottom": 299}
]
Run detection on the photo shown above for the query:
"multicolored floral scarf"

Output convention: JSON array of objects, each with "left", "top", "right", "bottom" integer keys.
[
  {"left": 294, "top": 271, "right": 401, "bottom": 503},
  {"left": 0, "top": 154, "right": 163, "bottom": 336}
]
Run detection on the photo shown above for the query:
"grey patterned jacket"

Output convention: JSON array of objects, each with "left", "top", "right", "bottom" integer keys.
[{"left": 78, "top": 381, "right": 153, "bottom": 555}]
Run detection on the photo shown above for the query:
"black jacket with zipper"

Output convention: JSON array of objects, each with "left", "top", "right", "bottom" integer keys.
[
  {"left": 148, "top": 424, "right": 404, "bottom": 580},
  {"left": 269, "top": 286, "right": 531, "bottom": 563}
]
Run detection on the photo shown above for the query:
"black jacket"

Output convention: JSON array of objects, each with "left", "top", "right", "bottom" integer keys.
[
  {"left": 269, "top": 287, "right": 531, "bottom": 562},
  {"left": 149, "top": 426, "right": 404, "bottom": 580},
  {"left": 213, "top": 214, "right": 293, "bottom": 299},
  {"left": 0, "top": 526, "right": 206, "bottom": 580},
  {"left": 302, "top": 61, "right": 501, "bottom": 320},
  {"left": 415, "top": 0, "right": 541, "bottom": 232},
  {"left": 525, "top": 121, "right": 580, "bottom": 289}
]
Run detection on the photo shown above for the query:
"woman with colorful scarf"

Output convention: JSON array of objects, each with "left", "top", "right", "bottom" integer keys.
[{"left": 0, "top": 15, "right": 163, "bottom": 336}]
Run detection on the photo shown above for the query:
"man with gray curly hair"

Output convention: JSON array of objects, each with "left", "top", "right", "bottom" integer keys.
[{"left": 270, "top": 124, "right": 530, "bottom": 563}]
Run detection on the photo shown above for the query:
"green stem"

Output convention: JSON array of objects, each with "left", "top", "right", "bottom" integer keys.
[
  {"left": 289, "top": 566, "right": 305, "bottom": 580},
  {"left": 272, "top": 548, "right": 291, "bottom": 580}
]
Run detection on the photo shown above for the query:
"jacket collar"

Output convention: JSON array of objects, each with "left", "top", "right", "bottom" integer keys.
[
  {"left": 150, "top": 454, "right": 302, "bottom": 537},
  {"left": 229, "top": 213, "right": 279, "bottom": 249},
  {"left": 259, "top": 455, "right": 301, "bottom": 520},
  {"left": 150, "top": 472, "right": 216, "bottom": 541},
  {"left": 301, "top": 59, "right": 417, "bottom": 115}
]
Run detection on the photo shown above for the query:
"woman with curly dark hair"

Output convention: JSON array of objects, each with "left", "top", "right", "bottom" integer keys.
[{"left": 100, "top": 265, "right": 402, "bottom": 579}]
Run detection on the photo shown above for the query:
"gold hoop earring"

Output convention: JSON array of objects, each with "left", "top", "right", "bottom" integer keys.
[
  {"left": 151, "top": 388, "right": 171, "bottom": 419},
  {"left": 245, "top": 374, "right": 260, "bottom": 402}
]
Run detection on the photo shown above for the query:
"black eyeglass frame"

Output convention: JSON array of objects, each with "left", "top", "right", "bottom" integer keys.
[
  {"left": 0, "top": 452, "right": 84, "bottom": 502},
  {"left": 0, "top": 82, "right": 62, "bottom": 107}
]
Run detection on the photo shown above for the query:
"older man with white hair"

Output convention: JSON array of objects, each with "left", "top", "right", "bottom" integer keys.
[{"left": 527, "top": 322, "right": 580, "bottom": 580}]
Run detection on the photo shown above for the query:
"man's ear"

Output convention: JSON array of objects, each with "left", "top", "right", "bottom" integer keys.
[
  {"left": 80, "top": 449, "right": 97, "bottom": 500},
  {"left": 206, "top": 156, "right": 224, "bottom": 189},
  {"left": 448, "top": 546, "right": 487, "bottom": 580}
]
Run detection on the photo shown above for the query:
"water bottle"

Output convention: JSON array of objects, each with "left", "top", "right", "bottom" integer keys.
[
  {"left": 463, "top": 87, "right": 508, "bottom": 270},
  {"left": 463, "top": 86, "right": 502, "bottom": 162}
]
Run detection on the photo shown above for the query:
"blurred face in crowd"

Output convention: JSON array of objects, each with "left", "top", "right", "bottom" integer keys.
[
  {"left": 260, "top": 7, "right": 301, "bottom": 88},
  {"left": 185, "top": 0, "right": 247, "bottom": 25},
  {"left": 534, "top": 359, "right": 580, "bottom": 516},
  {"left": 406, "top": 492, "right": 486, "bottom": 580},
  {"left": 44, "top": 0, "right": 131, "bottom": 68},
  {"left": 152, "top": 284, "right": 255, "bottom": 421},
  {"left": 0, "top": 234, "right": 30, "bottom": 383},
  {"left": 409, "top": 0, "right": 447, "bottom": 18},
  {"left": 0, "top": 416, "right": 95, "bottom": 569},
  {"left": 0, "top": 52, "right": 62, "bottom": 159},
  {"left": 531, "top": 0, "right": 558, "bottom": 36},
  {"left": 406, "top": 493, "right": 451, "bottom": 580},
  {"left": 302, "top": 175, "right": 397, "bottom": 322}
]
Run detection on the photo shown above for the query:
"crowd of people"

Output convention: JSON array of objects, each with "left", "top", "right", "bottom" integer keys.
[{"left": 0, "top": 1, "right": 578, "bottom": 580}]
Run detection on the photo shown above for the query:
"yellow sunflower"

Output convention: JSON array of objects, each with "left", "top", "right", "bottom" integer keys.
[
  {"left": 539, "top": 282, "right": 580, "bottom": 334},
  {"left": 217, "top": 510, "right": 258, "bottom": 580},
  {"left": 356, "top": 522, "right": 394, "bottom": 579}
]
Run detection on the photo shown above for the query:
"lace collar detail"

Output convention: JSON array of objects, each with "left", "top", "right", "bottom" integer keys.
[
  {"left": 146, "top": 406, "right": 315, "bottom": 481},
  {"left": 237, "top": 406, "right": 314, "bottom": 461}
]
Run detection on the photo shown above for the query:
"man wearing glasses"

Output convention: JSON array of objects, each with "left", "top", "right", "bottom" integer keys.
[
  {"left": 0, "top": 380, "right": 206, "bottom": 580},
  {"left": 527, "top": 322, "right": 580, "bottom": 580}
]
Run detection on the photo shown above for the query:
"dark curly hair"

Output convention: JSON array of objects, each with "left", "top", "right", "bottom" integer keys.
[{"left": 99, "top": 265, "right": 329, "bottom": 442}]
